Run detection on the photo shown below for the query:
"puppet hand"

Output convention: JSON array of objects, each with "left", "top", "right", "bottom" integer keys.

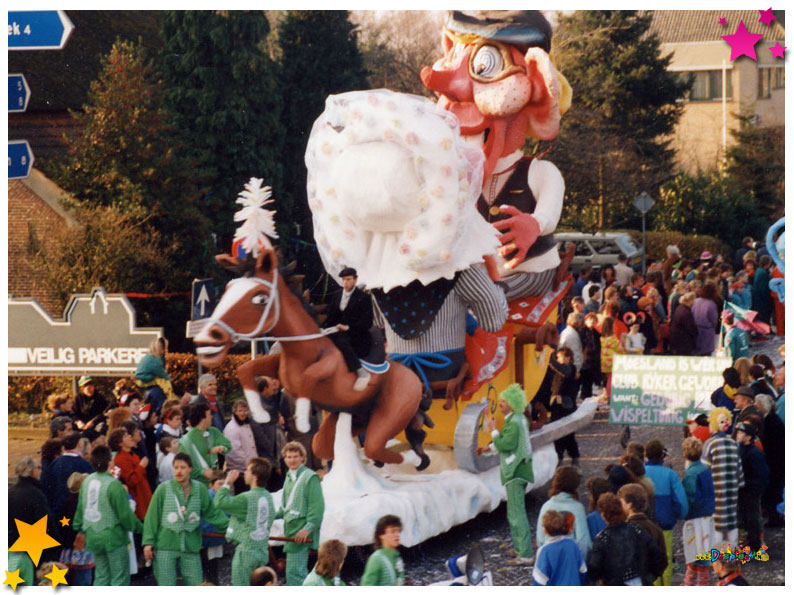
[{"left": 493, "top": 206, "right": 541, "bottom": 269}]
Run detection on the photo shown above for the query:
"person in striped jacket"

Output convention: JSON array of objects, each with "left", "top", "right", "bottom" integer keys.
[{"left": 702, "top": 407, "right": 745, "bottom": 550}]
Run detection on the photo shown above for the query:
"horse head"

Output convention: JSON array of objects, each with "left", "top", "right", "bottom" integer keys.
[{"left": 194, "top": 249, "right": 280, "bottom": 368}]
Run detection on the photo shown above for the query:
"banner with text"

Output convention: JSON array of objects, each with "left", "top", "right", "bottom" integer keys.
[{"left": 609, "top": 355, "right": 732, "bottom": 426}]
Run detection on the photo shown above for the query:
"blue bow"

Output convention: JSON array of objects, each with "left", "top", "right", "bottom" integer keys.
[{"left": 389, "top": 349, "right": 463, "bottom": 389}]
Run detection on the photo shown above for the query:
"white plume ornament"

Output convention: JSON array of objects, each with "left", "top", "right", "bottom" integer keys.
[{"left": 233, "top": 177, "right": 279, "bottom": 257}]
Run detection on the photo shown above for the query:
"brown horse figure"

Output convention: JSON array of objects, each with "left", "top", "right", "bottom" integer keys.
[{"left": 194, "top": 248, "right": 428, "bottom": 469}]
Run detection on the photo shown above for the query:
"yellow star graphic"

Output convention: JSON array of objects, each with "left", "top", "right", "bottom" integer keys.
[
  {"left": 9, "top": 516, "right": 60, "bottom": 566},
  {"left": 44, "top": 565, "right": 68, "bottom": 588},
  {"left": 3, "top": 569, "right": 25, "bottom": 591},
  {"left": 59, "top": 517, "right": 70, "bottom": 528}
]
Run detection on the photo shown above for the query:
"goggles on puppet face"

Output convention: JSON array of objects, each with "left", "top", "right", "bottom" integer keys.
[{"left": 443, "top": 29, "right": 526, "bottom": 84}]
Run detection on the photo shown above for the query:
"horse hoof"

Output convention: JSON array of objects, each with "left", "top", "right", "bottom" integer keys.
[
  {"left": 374, "top": 460, "right": 385, "bottom": 468},
  {"left": 415, "top": 454, "right": 431, "bottom": 471}
]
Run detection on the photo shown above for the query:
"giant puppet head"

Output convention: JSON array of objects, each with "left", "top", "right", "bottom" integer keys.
[{"left": 421, "top": 10, "right": 571, "bottom": 183}]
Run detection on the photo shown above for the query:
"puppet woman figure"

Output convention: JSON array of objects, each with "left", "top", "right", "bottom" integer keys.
[{"left": 306, "top": 89, "right": 508, "bottom": 399}]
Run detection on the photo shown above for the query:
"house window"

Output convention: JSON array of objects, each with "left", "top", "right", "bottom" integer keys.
[
  {"left": 686, "top": 70, "right": 733, "bottom": 101},
  {"left": 773, "top": 66, "right": 785, "bottom": 89},
  {"left": 759, "top": 68, "right": 772, "bottom": 99}
]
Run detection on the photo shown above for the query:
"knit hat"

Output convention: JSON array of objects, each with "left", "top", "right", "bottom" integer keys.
[
  {"left": 645, "top": 438, "right": 667, "bottom": 461},
  {"left": 722, "top": 367, "right": 741, "bottom": 388},
  {"left": 608, "top": 465, "right": 632, "bottom": 492},
  {"left": 78, "top": 375, "right": 94, "bottom": 387},
  {"left": 499, "top": 383, "right": 527, "bottom": 414}
]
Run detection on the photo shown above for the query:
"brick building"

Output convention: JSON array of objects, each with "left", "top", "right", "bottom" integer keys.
[{"left": 8, "top": 169, "right": 77, "bottom": 315}]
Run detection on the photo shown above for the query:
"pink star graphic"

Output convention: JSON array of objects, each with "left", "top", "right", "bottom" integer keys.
[
  {"left": 719, "top": 17, "right": 727, "bottom": 26},
  {"left": 722, "top": 20, "right": 764, "bottom": 61},
  {"left": 769, "top": 42, "right": 786, "bottom": 59},
  {"left": 758, "top": 8, "right": 777, "bottom": 27}
]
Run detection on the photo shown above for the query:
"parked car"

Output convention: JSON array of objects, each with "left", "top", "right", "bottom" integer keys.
[{"left": 555, "top": 232, "right": 643, "bottom": 274}]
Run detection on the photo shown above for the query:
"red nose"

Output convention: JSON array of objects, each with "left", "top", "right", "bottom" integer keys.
[{"left": 420, "top": 53, "right": 473, "bottom": 103}]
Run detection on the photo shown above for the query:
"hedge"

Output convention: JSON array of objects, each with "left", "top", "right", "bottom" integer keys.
[
  {"left": 621, "top": 230, "right": 731, "bottom": 265},
  {"left": 8, "top": 352, "right": 250, "bottom": 414}
]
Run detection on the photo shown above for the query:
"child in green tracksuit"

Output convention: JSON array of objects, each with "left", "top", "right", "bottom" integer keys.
[
  {"left": 179, "top": 403, "right": 232, "bottom": 487},
  {"left": 275, "top": 441, "right": 325, "bottom": 586},
  {"left": 72, "top": 445, "right": 143, "bottom": 586},
  {"left": 142, "top": 453, "right": 229, "bottom": 586},
  {"left": 303, "top": 539, "right": 347, "bottom": 586},
  {"left": 361, "top": 515, "right": 405, "bottom": 585},
  {"left": 486, "top": 383, "right": 535, "bottom": 564},
  {"left": 214, "top": 458, "right": 275, "bottom": 586}
]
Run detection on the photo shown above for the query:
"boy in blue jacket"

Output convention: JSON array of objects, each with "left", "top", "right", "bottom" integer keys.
[
  {"left": 644, "top": 438, "right": 688, "bottom": 586},
  {"left": 532, "top": 510, "right": 587, "bottom": 586}
]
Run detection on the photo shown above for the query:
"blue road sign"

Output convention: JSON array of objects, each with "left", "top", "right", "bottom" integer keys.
[
  {"left": 191, "top": 279, "right": 216, "bottom": 321},
  {"left": 8, "top": 74, "right": 30, "bottom": 113},
  {"left": 8, "top": 141, "right": 34, "bottom": 180},
  {"left": 8, "top": 11, "right": 74, "bottom": 50}
]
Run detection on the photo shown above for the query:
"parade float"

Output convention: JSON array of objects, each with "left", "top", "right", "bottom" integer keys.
[{"left": 195, "top": 10, "right": 597, "bottom": 547}]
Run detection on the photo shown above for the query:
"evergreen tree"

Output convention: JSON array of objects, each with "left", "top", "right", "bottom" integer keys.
[
  {"left": 725, "top": 114, "right": 784, "bottom": 223},
  {"left": 52, "top": 39, "right": 212, "bottom": 290},
  {"left": 277, "top": 10, "right": 369, "bottom": 290},
  {"left": 159, "top": 10, "right": 284, "bottom": 251},
  {"left": 550, "top": 10, "right": 691, "bottom": 231},
  {"left": 653, "top": 169, "right": 766, "bottom": 247}
]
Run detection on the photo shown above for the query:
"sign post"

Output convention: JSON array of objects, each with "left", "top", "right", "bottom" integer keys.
[
  {"left": 9, "top": 11, "right": 73, "bottom": 180},
  {"left": 633, "top": 191, "right": 655, "bottom": 276},
  {"left": 8, "top": 74, "right": 30, "bottom": 113},
  {"left": 8, "top": 10, "right": 74, "bottom": 50},
  {"left": 8, "top": 140, "right": 34, "bottom": 180}
]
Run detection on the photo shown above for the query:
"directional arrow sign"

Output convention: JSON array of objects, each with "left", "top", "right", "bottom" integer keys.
[
  {"left": 8, "top": 11, "right": 74, "bottom": 50},
  {"left": 8, "top": 140, "right": 34, "bottom": 180},
  {"left": 8, "top": 74, "right": 30, "bottom": 113},
  {"left": 191, "top": 279, "right": 216, "bottom": 321}
]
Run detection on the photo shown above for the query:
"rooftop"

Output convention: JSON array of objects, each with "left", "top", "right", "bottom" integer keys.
[{"left": 648, "top": 10, "right": 785, "bottom": 44}]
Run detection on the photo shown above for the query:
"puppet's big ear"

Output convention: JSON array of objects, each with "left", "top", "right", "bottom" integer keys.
[{"left": 523, "top": 47, "right": 562, "bottom": 140}]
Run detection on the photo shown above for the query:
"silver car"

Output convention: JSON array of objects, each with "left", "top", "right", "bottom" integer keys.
[{"left": 555, "top": 232, "right": 643, "bottom": 274}]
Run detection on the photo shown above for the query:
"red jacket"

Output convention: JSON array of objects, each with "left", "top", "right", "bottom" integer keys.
[{"left": 114, "top": 449, "right": 152, "bottom": 520}]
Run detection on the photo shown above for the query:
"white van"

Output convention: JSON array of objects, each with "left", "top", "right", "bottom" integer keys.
[{"left": 555, "top": 232, "right": 643, "bottom": 274}]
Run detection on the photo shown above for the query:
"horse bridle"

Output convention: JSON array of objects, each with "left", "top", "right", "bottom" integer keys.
[
  {"left": 203, "top": 268, "right": 338, "bottom": 344},
  {"left": 204, "top": 270, "right": 281, "bottom": 344}
]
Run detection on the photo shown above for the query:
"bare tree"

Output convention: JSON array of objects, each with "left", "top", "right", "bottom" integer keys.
[{"left": 352, "top": 10, "right": 445, "bottom": 96}]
